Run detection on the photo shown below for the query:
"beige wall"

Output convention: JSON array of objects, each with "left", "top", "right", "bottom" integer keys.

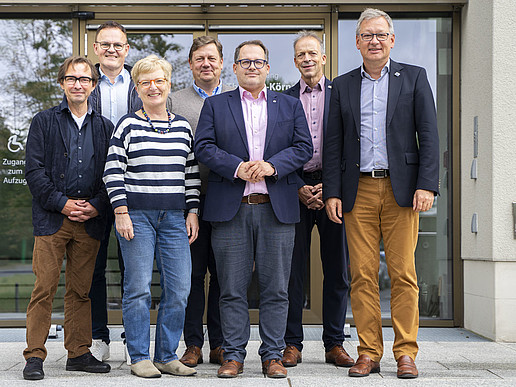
[{"left": 461, "top": 0, "right": 516, "bottom": 341}]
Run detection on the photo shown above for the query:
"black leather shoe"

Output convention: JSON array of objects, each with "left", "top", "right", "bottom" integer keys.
[
  {"left": 66, "top": 352, "right": 111, "bottom": 373},
  {"left": 23, "top": 357, "right": 44, "bottom": 380}
]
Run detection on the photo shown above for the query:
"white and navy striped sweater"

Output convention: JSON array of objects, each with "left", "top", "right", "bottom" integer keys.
[{"left": 103, "top": 112, "right": 200, "bottom": 211}]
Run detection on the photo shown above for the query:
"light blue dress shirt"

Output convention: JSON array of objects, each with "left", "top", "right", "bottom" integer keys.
[
  {"left": 360, "top": 59, "right": 390, "bottom": 172},
  {"left": 99, "top": 67, "right": 131, "bottom": 126},
  {"left": 192, "top": 81, "right": 223, "bottom": 99}
]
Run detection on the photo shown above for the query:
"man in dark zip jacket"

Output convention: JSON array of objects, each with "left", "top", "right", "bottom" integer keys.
[{"left": 23, "top": 56, "right": 113, "bottom": 380}]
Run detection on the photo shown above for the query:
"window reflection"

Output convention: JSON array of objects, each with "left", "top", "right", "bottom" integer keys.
[
  {"left": 126, "top": 33, "right": 193, "bottom": 92},
  {"left": 0, "top": 19, "right": 73, "bottom": 316},
  {"left": 217, "top": 33, "right": 299, "bottom": 91}
]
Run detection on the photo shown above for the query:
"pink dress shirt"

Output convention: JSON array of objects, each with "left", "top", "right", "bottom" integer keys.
[
  {"left": 299, "top": 76, "right": 325, "bottom": 172},
  {"left": 237, "top": 86, "right": 269, "bottom": 196}
]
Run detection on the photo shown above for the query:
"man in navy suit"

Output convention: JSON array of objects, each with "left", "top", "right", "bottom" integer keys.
[
  {"left": 282, "top": 31, "right": 353, "bottom": 368},
  {"left": 195, "top": 40, "right": 312, "bottom": 379},
  {"left": 323, "top": 8, "right": 439, "bottom": 379}
]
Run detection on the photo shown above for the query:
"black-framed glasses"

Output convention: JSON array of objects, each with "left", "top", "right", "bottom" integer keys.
[
  {"left": 359, "top": 33, "right": 390, "bottom": 41},
  {"left": 63, "top": 76, "right": 93, "bottom": 86},
  {"left": 95, "top": 41, "right": 127, "bottom": 51},
  {"left": 236, "top": 59, "right": 268, "bottom": 69}
]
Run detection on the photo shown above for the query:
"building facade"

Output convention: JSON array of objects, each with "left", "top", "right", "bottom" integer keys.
[{"left": 0, "top": 0, "right": 514, "bottom": 342}]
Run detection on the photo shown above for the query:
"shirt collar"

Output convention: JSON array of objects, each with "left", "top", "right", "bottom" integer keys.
[
  {"left": 60, "top": 95, "right": 93, "bottom": 116},
  {"left": 99, "top": 66, "right": 129, "bottom": 84},
  {"left": 300, "top": 75, "right": 325, "bottom": 94},
  {"left": 239, "top": 85, "right": 267, "bottom": 101},
  {"left": 193, "top": 81, "right": 223, "bottom": 99},
  {"left": 361, "top": 58, "right": 391, "bottom": 80}
]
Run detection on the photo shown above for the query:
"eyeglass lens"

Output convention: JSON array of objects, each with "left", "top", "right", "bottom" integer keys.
[{"left": 238, "top": 59, "right": 267, "bottom": 69}]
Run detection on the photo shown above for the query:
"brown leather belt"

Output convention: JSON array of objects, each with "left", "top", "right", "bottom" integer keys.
[{"left": 241, "top": 194, "right": 270, "bottom": 204}]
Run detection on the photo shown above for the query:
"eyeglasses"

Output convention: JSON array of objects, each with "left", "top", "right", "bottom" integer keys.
[
  {"left": 63, "top": 76, "right": 93, "bottom": 86},
  {"left": 137, "top": 78, "right": 168, "bottom": 88},
  {"left": 359, "top": 33, "right": 390, "bottom": 41},
  {"left": 236, "top": 59, "right": 268, "bottom": 69},
  {"left": 95, "top": 41, "right": 127, "bottom": 51}
]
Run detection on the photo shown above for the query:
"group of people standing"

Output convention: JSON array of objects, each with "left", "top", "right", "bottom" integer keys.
[{"left": 21, "top": 7, "right": 439, "bottom": 382}]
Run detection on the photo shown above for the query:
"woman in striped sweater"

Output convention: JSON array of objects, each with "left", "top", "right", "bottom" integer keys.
[{"left": 103, "top": 55, "right": 200, "bottom": 379}]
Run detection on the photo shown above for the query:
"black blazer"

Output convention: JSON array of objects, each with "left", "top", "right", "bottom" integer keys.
[{"left": 323, "top": 60, "right": 439, "bottom": 211}]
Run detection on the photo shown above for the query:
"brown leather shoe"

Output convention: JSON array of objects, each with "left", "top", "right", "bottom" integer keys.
[
  {"left": 179, "top": 346, "right": 202, "bottom": 367},
  {"left": 217, "top": 360, "right": 243, "bottom": 378},
  {"left": 348, "top": 354, "right": 380, "bottom": 377},
  {"left": 397, "top": 355, "right": 418, "bottom": 379},
  {"left": 325, "top": 345, "right": 355, "bottom": 367},
  {"left": 209, "top": 346, "right": 224, "bottom": 365},
  {"left": 262, "top": 359, "right": 287, "bottom": 378},
  {"left": 282, "top": 345, "right": 302, "bottom": 367}
]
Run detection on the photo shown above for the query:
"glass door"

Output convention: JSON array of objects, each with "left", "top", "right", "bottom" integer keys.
[
  {"left": 337, "top": 13, "right": 454, "bottom": 321},
  {"left": 211, "top": 29, "right": 327, "bottom": 324}
]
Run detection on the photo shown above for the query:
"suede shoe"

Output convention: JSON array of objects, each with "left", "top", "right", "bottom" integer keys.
[
  {"left": 397, "top": 355, "right": 418, "bottom": 379},
  {"left": 66, "top": 352, "right": 111, "bottom": 373},
  {"left": 217, "top": 360, "right": 243, "bottom": 378},
  {"left": 131, "top": 359, "right": 161, "bottom": 378},
  {"left": 180, "top": 345, "right": 203, "bottom": 367},
  {"left": 209, "top": 346, "right": 225, "bottom": 365},
  {"left": 325, "top": 344, "right": 355, "bottom": 367},
  {"left": 23, "top": 357, "right": 44, "bottom": 380},
  {"left": 262, "top": 359, "right": 287, "bottom": 378},
  {"left": 348, "top": 354, "right": 380, "bottom": 377},
  {"left": 282, "top": 345, "right": 302, "bottom": 367},
  {"left": 154, "top": 359, "right": 197, "bottom": 376}
]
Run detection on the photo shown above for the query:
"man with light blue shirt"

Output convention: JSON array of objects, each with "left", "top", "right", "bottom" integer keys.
[
  {"left": 324, "top": 8, "right": 439, "bottom": 379},
  {"left": 166, "top": 36, "right": 233, "bottom": 369},
  {"left": 88, "top": 20, "right": 142, "bottom": 363}
]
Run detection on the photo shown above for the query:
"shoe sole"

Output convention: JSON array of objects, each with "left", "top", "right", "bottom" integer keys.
[
  {"left": 131, "top": 370, "right": 162, "bottom": 378},
  {"left": 66, "top": 365, "right": 111, "bottom": 373},
  {"left": 23, "top": 373, "right": 44, "bottom": 381},
  {"left": 398, "top": 373, "right": 418, "bottom": 379},
  {"left": 348, "top": 367, "right": 381, "bottom": 377},
  {"left": 325, "top": 359, "right": 354, "bottom": 367},
  {"left": 217, "top": 369, "right": 243, "bottom": 378},
  {"left": 282, "top": 358, "right": 301, "bottom": 367},
  {"left": 264, "top": 373, "right": 287, "bottom": 378}
]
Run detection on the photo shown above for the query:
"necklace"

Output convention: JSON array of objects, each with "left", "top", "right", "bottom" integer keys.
[{"left": 141, "top": 108, "right": 172, "bottom": 134}]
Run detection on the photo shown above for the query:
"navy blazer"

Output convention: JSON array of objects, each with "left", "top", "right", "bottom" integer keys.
[
  {"left": 194, "top": 88, "right": 313, "bottom": 224},
  {"left": 284, "top": 77, "right": 332, "bottom": 189},
  {"left": 323, "top": 60, "right": 439, "bottom": 211}
]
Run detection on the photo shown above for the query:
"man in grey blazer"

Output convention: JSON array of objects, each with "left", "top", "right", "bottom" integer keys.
[{"left": 167, "top": 36, "right": 233, "bottom": 368}]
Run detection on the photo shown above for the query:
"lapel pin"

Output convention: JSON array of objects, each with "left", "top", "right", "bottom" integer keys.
[
  {"left": 394, "top": 72, "right": 400, "bottom": 77},
  {"left": 273, "top": 99, "right": 277, "bottom": 103},
  {"left": 328, "top": 85, "right": 332, "bottom": 89}
]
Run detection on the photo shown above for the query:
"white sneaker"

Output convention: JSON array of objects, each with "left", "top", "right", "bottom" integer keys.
[
  {"left": 90, "top": 339, "right": 110, "bottom": 361},
  {"left": 124, "top": 339, "right": 131, "bottom": 366}
]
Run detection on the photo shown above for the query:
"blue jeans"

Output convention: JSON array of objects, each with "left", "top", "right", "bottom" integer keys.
[
  {"left": 211, "top": 203, "right": 295, "bottom": 363},
  {"left": 117, "top": 209, "right": 191, "bottom": 364}
]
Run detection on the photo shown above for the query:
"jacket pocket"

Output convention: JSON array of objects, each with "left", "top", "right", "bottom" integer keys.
[{"left": 405, "top": 152, "right": 419, "bottom": 164}]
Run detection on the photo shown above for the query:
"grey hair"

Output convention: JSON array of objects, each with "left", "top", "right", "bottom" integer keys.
[
  {"left": 356, "top": 8, "right": 395, "bottom": 35},
  {"left": 293, "top": 30, "right": 325, "bottom": 54}
]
